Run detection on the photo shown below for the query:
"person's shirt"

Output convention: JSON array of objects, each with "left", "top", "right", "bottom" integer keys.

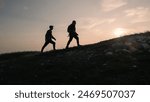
[
  {"left": 45, "top": 30, "right": 55, "bottom": 41},
  {"left": 67, "top": 24, "right": 76, "bottom": 33}
]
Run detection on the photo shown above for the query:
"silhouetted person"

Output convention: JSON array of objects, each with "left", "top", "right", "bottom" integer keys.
[
  {"left": 41, "top": 25, "right": 56, "bottom": 53},
  {"left": 66, "top": 20, "right": 80, "bottom": 49}
]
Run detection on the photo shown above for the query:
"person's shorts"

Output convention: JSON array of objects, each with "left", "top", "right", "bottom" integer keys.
[{"left": 69, "top": 32, "right": 78, "bottom": 37}]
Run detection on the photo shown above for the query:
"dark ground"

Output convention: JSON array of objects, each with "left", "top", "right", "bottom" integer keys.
[{"left": 0, "top": 32, "right": 150, "bottom": 85}]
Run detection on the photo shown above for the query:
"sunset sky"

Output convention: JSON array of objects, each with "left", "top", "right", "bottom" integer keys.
[{"left": 0, "top": 0, "right": 150, "bottom": 53}]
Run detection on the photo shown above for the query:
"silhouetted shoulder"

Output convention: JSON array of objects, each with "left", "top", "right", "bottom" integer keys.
[{"left": 67, "top": 24, "right": 75, "bottom": 33}]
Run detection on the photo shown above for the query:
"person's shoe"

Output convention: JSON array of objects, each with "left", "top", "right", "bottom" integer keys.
[
  {"left": 78, "top": 44, "right": 81, "bottom": 47},
  {"left": 66, "top": 46, "right": 69, "bottom": 49}
]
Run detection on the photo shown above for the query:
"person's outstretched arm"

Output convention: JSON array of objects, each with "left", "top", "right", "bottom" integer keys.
[{"left": 52, "top": 35, "right": 56, "bottom": 40}]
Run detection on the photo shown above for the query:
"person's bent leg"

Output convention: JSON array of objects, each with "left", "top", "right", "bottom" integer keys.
[
  {"left": 53, "top": 42, "right": 56, "bottom": 50},
  {"left": 66, "top": 36, "right": 73, "bottom": 49},
  {"left": 50, "top": 40, "right": 56, "bottom": 50},
  {"left": 74, "top": 35, "right": 80, "bottom": 46},
  {"left": 41, "top": 41, "right": 49, "bottom": 53}
]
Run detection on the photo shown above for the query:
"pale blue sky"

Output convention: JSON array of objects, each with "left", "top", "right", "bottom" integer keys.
[{"left": 0, "top": 0, "right": 150, "bottom": 53}]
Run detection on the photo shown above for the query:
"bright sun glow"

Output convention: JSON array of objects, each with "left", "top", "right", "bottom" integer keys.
[{"left": 113, "top": 28, "right": 126, "bottom": 37}]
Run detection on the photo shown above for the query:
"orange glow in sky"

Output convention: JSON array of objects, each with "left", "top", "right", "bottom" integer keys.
[
  {"left": 113, "top": 28, "right": 127, "bottom": 37},
  {"left": 0, "top": 0, "right": 150, "bottom": 53}
]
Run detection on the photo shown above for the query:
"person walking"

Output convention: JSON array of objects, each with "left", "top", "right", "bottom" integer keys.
[
  {"left": 66, "top": 20, "right": 80, "bottom": 49},
  {"left": 41, "top": 25, "right": 56, "bottom": 52}
]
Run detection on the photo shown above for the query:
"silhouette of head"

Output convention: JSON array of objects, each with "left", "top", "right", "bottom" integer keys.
[
  {"left": 49, "top": 25, "right": 54, "bottom": 30},
  {"left": 72, "top": 20, "right": 76, "bottom": 25}
]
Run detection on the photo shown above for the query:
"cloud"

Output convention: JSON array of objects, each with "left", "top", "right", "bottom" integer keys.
[
  {"left": 23, "top": 6, "right": 29, "bottom": 10},
  {"left": 79, "top": 17, "right": 116, "bottom": 30},
  {"left": 100, "top": 0, "right": 127, "bottom": 12},
  {"left": 125, "top": 7, "right": 150, "bottom": 23},
  {"left": 78, "top": 17, "right": 117, "bottom": 37}
]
